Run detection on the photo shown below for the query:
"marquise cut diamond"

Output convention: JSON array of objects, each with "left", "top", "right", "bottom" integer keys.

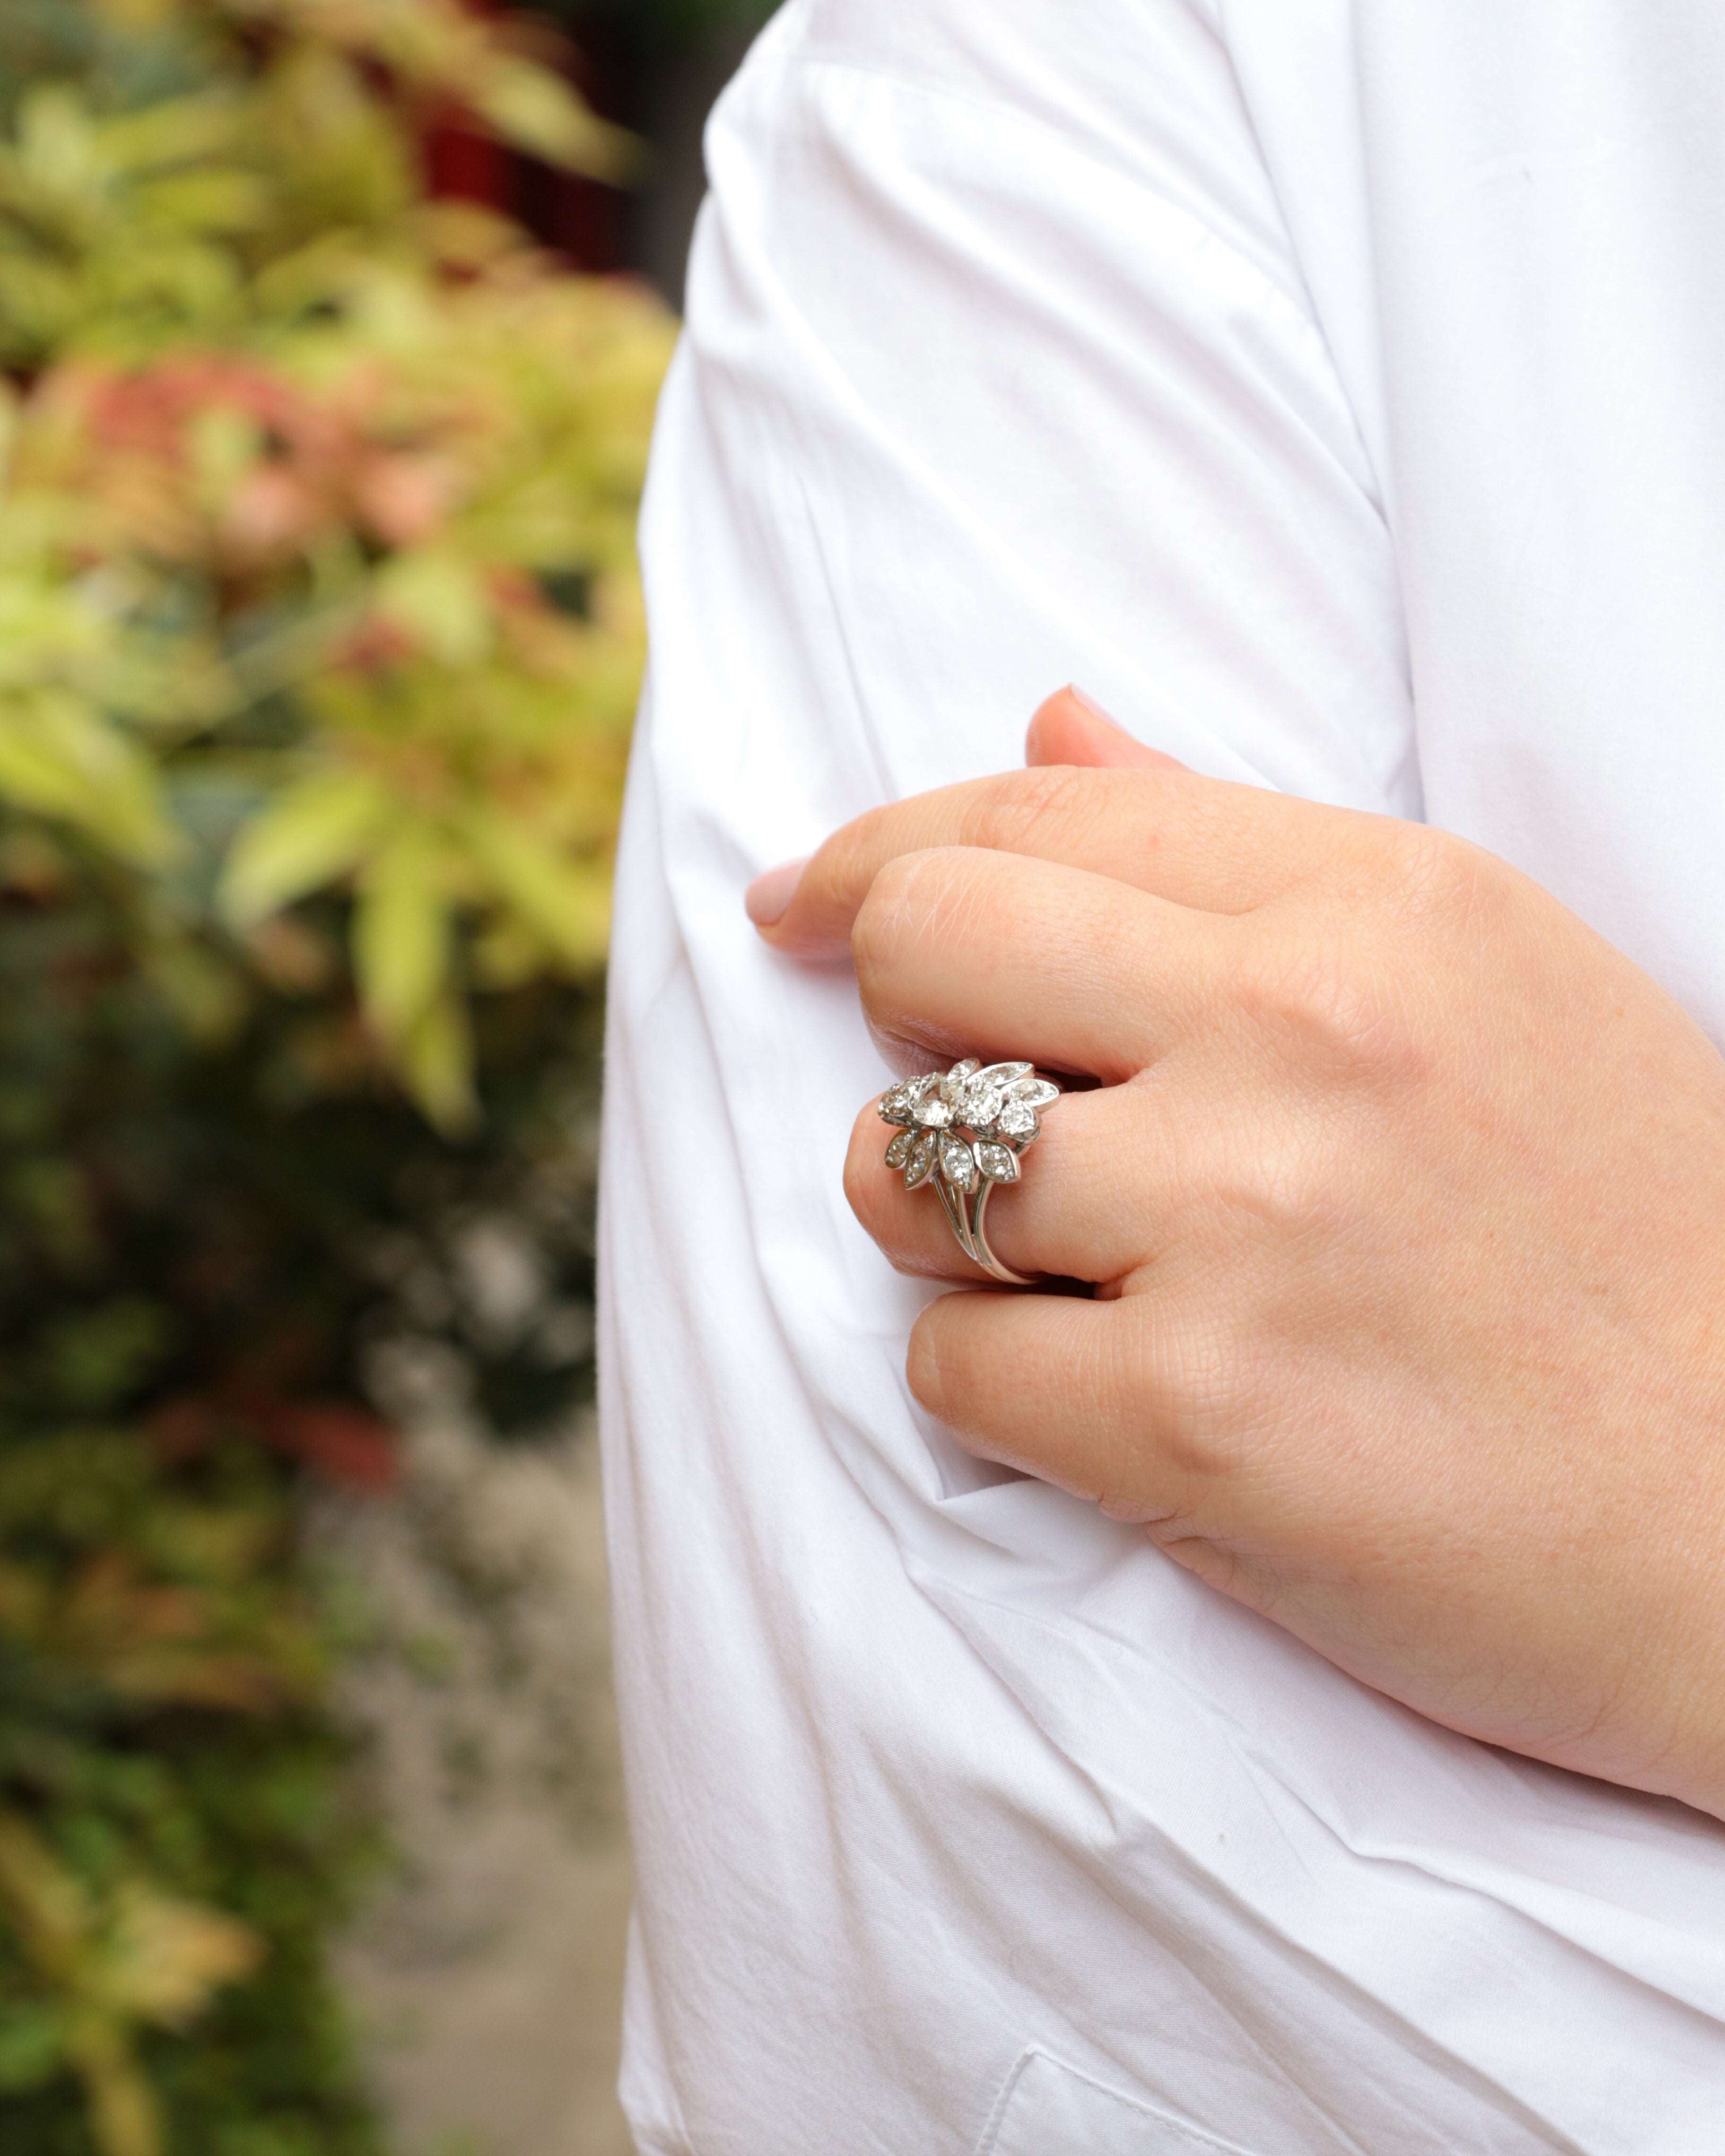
[
  {"left": 939, "top": 1058, "right": 981, "bottom": 1104},
  {"left": 940, "top": 1135, "right": 979, "bottom": 1192},
  {"left": 905, "top": 1130, "right": 939, "bottom": 1189},
  {"left": 976, "top": 1141, "right": 1019, "bottom": 1183}
]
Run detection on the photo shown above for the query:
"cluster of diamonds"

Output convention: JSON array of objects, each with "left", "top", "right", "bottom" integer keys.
[{"left": 877, "top": 1057, "right": 1060, "bottom": 1195}]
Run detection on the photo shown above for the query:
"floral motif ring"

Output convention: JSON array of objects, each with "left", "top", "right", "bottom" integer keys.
[{"left": 877, "top": 1058, "right": 1061, "bottom": 1285}]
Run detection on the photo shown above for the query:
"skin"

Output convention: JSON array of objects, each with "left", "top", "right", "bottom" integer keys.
[{"left": 746, "top": 687, "right": 1725, "bottom": 1821}]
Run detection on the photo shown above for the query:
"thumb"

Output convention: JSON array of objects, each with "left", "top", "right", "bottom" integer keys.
[{"left": 1026, "top": 687, "right": 1186, "bottom": 772}]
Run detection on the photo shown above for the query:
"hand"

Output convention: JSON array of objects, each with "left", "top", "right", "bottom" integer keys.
[{"left": 748, "top": 688, "right": 1725, "bottom": 1818}]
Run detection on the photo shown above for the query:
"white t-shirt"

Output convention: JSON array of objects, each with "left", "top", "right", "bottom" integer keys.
[{"left": 598, "top": 4, "right": 1725, "bottom": 2149}]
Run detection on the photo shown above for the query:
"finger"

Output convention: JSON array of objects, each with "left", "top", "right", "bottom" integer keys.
[
  {"left": 853, "top": 845, "right": 1235, "bottom": 1082},
  {"left": 845, "top": 1080, "right": 1170, "bottom": 1286},
  {"left": 908, "top": 1289, "right": 1197, "bottom": 1526},
  {"left": 1025, "top": 686, "right": 1187, "bottom": 772},
  {"left": 756, "top": 759, "right": 1353, "bottom": 960}
]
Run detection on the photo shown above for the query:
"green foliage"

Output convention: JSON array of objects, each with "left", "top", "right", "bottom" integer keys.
[{"left": 0, "top": 1, "right": 673, "bottom": 2149}]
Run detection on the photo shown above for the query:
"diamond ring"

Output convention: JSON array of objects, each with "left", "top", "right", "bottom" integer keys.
[{"left": 877, "top": 1057, "right": 1061, "bottom": 1285}]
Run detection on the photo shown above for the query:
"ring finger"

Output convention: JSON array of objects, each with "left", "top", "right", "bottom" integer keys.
[{"left": 844, "top": 1073, "right": 1184, "bottom": 1286}]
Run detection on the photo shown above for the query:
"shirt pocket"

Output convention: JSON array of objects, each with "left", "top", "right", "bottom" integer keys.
[{"left": 974, "top": 2048, "right": 1264, "bottom": 2156}]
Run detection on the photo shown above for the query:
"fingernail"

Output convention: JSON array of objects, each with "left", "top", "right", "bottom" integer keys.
[
  {"left": 1070, "top": 685, "right": 1128, "bottom": 732},
  {"left": 745, "top": 855, "right": 810, "bottom": 926}
]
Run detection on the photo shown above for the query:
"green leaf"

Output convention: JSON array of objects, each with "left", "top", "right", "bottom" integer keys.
[
  {"left": 400, "top": 986, "right": 478, "bottom": 1136},
  {"left": 97, "top": 1881, "right": 262, "bottom": 2027},
  {"left": 372, "top": 550, "right": 493, "bottom": 668},
  {"left": 463, "top": 809, "right": 610, "bottom": 971},
  {"left": 15, "top": 86, "right": 100, "bottom": 202},
  {"left": 219, "top": 768, "right": 390, "bottom": 926},
  {"left": 188, "top": 402, "right": 263, "bottom": 514},
  {"left": 468, "top": 59, "right": 641, "bottom": 183},
  {"left": 352, "top": 824, "right": 451, "bottom": 1041},
  {"left": 0, "top": 690, "right": 178, "bottom": 866},
  {"left": 97, "top": 90, "right": 251, "bottom": 178},
  {"left": 131, "top": 168, "right": 274, "bottom": 237}
]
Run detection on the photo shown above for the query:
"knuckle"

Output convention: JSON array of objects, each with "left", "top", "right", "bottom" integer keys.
[
  {"left": 1127, "top": 1306, "right": 1266, "bottom": 1492},
  {"left": 1232, "top": 927, "right": 1430, "bottom": 1087},
  {"left": 828, "top": 800, "right": 912, "bottom": 890},
  {"left": 852, "top": 845, "right": 1004, "bottom": 999},
  {"left": 958, "top": 765, "right": 1098, "bottom": 854},
  {"left": 849, "top": 852, "right": 930, "bottom": 989},
  {"left": 1055, "top": 1310, "right": 1179, "bottom": 1512},
  {"left": 1198, "top": 1111, "right": 1337, "bottom": 1244},
  {"left": 1381, "top": 821, "right": 1507, "bottom": 932},
  {"left": 1159, "top": 1331, "right": 1244, "bottom": 1469}
]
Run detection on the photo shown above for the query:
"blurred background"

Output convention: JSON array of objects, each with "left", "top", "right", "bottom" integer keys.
[{"left": 0, "top": 3, "right": 770, "bottom": 2151}]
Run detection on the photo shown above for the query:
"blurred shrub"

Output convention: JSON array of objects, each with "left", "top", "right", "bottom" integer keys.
[
  {"left": 0, "top": 2, "right": 673, "bottom": 2148},
  {"left": 572, "top": 0, "right": 777, "bottom": 41}
]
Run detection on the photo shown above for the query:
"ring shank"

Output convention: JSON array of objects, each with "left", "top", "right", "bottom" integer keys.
[{"left": 937, "top": 1177, "right": 1036, "bottom": 1287}]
